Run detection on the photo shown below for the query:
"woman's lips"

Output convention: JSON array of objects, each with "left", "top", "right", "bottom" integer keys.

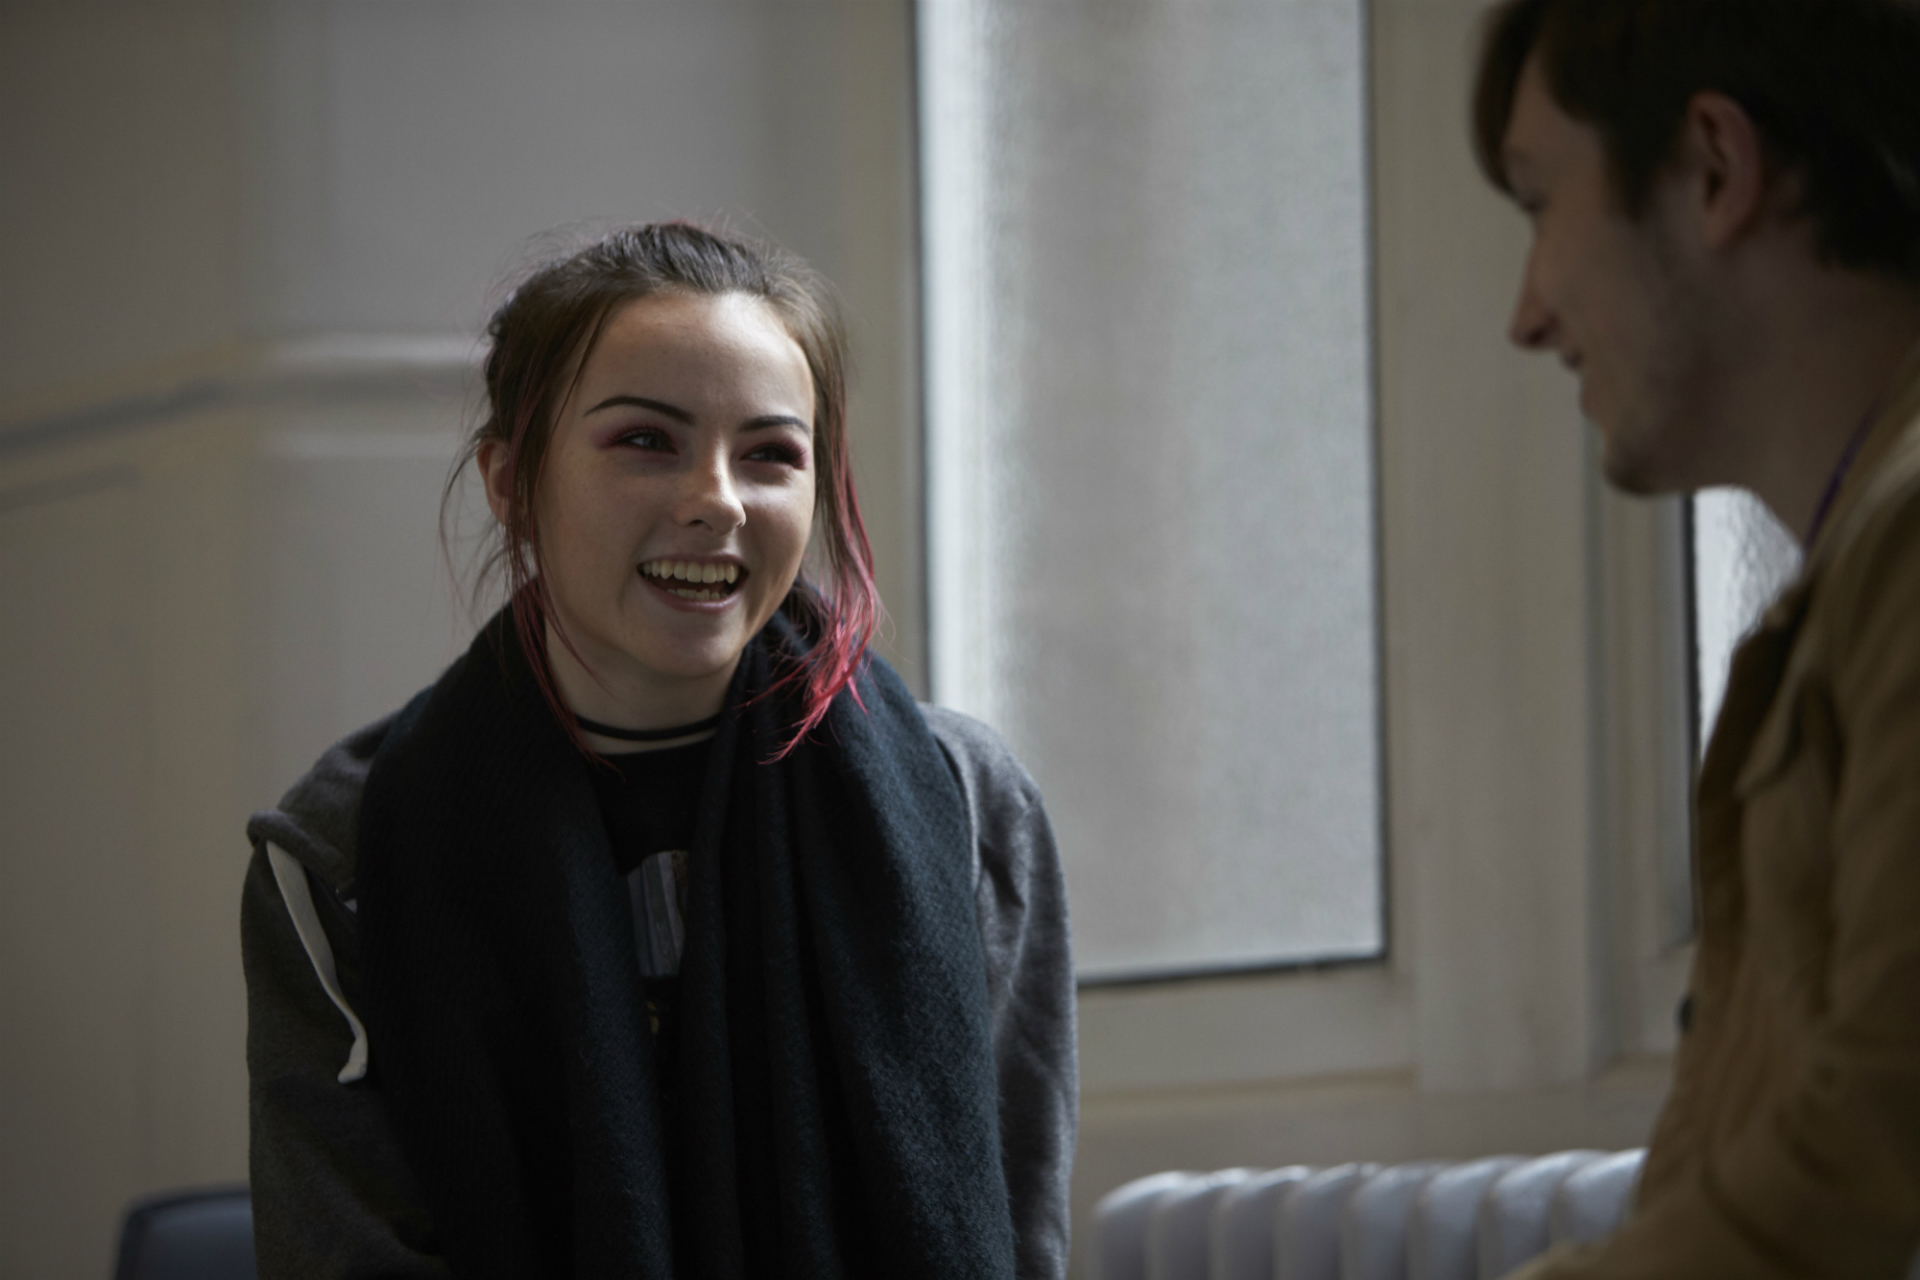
[{"left": 637, "top": 557, "right": 745, "bottom": 604}]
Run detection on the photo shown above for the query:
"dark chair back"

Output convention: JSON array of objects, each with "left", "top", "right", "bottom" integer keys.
[{"left": 114, "top": 1185, "right": 256, "bottom": 1280}]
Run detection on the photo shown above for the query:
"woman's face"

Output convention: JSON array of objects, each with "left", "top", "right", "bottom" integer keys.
[{"left": 483, "top": 290, "right": 816, "bottom": 722}]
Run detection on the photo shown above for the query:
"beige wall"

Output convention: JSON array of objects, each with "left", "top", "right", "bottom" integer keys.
[
  {"left": 0, "top": 2, "right": 1694, "bottom": 1277},
  {"left": 0, "top": 5, "right": 918, "bottom": 1276},
  {"left": 0, "top": 6, "right": 249, "bottom": 407}
]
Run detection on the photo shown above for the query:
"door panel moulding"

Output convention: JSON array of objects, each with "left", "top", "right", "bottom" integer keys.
[{"left": 0, "top": 336, "right": 479, "bottom": 460}]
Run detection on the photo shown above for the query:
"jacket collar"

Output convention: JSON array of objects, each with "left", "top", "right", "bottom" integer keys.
[
  {"left": 1706, "top": 340, "right": 1920, "bottom": 803},
  {"left": 1750, "top": 337, "right": 1920, "bottom": 637},
  {"left": 1802, "top": 339, "right": 1920, "bottom": 571}
]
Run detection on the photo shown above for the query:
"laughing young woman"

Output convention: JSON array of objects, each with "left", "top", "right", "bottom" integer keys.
[{"left": 240, "top": 223, "right": 1075, "bottom": 1280}]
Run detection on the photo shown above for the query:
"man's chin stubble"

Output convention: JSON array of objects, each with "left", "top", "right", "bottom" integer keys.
[{"left": 1596, "top": 430, "right": 1673, "bottom": 497}]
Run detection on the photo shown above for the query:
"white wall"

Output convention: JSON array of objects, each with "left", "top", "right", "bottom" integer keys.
[
  {"left": 0, "top": 3, "right": 1696, "bottom": 1278},
  {"left": 0, "top": 5, "right": 918, "bottom": 1275}
]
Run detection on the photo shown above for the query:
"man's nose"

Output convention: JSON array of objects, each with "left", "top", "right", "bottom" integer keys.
[{"left": 1508, "top": 267, "right": 1555, "bottom": 351}]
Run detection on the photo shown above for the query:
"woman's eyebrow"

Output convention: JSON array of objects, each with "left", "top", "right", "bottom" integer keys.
[
  {"left": 742, "top": 414, "right": 810, "bottom": 433},
  {"left": 586, "top": 394, "right": 694, "bottom": 422}
]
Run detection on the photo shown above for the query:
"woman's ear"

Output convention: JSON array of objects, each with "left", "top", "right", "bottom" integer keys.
[{"left": 477, "top": 439, "right": 516, "bottom": 528}]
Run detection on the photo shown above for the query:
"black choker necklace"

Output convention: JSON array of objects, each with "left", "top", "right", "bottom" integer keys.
[{"left": 574, "top": 711, "right": 723, "bottom": 742}]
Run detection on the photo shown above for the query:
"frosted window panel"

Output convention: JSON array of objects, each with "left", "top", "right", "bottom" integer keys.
[
  {"left": 1690, "top": 489, "right": 1799, "bottom": 748},
  {"left": 921, "top": 0, "right": 1380, "bottom": 979}
]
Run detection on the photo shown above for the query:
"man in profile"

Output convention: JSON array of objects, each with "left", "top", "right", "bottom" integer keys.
[{"left": 1473, "top": 0, "right": 1920, "bottom": 1274}]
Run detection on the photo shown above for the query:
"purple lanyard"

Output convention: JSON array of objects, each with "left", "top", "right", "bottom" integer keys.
[{"left": 1804, "top": 408, "right": 1878, "bottom": 549}]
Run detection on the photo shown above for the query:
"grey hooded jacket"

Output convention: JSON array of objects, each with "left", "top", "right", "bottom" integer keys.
[{"left": 243, "top": 703, "right": 1076, "bottom": 1279}]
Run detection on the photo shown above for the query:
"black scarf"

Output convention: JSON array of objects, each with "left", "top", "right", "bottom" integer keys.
[{"left": 354, "top": 609, "right": 1017, "bottom": 1278}]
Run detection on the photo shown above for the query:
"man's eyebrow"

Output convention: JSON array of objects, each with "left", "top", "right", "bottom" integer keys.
[{"left": 585, "top": 394, "right": 694, "bottom": 422}]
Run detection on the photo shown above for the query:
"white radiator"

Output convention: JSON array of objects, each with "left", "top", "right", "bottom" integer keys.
[{"left": 1089, "top": 1150, "right": 1646, "bottom": 1280}]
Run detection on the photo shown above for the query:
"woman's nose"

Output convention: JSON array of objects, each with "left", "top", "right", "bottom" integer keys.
[{"left": 674, "top": 449, "right": 746, "bottom": 534}]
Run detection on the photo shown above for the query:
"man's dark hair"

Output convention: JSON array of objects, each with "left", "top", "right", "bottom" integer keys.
[{"left": 1473, "top": 0, "right": 1920, "bottom": 282}]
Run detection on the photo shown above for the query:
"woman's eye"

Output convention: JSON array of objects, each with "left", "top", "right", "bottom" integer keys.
[
  {"left": 746, "top": 442, "right": 806, "bottom": 467},
  {"left": 617, "top": 427, "right": 673, "bottom": 452}
]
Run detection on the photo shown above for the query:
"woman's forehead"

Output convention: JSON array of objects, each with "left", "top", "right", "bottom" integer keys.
[{"left": 578, "top": 292, "right": 812, "bottom": 406}]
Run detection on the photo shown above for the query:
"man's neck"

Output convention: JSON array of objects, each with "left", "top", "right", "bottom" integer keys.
[{"left": 1712, "top": 267, "right": 1920, "bottom": 541}]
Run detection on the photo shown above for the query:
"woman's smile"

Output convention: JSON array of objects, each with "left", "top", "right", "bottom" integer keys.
[{"left": 638, "top": 557, "right": 748, "bottom": 606}]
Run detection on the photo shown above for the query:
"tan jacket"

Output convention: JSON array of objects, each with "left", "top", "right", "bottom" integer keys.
[{"left": 1527, "top": 356, "right": 1920, "bottom": 1279}]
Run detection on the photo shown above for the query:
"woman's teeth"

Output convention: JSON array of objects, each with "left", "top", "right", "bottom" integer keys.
[{"left": 639, "top": 559, "right": 741, "bottom": 601}]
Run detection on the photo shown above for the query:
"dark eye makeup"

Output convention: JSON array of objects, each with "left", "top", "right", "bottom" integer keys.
[
  {"left": 614, "top": 426, "right": 674, "bottom": 452},
  {"left": 602, "top": 420, "right": 807, "bottom": 469},
  {"left": 746, "top": 441, "right": 808, "bottom": 467}
]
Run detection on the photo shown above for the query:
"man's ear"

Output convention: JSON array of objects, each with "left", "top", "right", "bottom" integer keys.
[
  {"left": 1678, "top": 90, "right": 1773, "bottom": 251},
  {"left": 477, "top": 438, "right": 516, "bottom": 528}
]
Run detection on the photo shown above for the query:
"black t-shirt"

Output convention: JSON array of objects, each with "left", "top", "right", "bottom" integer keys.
[
  {"left": 592, "top": 737, "right": 707, "bottom": 873},
  {"left": 588, "top": 736, "right": 710, "bottom": 1096}
]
